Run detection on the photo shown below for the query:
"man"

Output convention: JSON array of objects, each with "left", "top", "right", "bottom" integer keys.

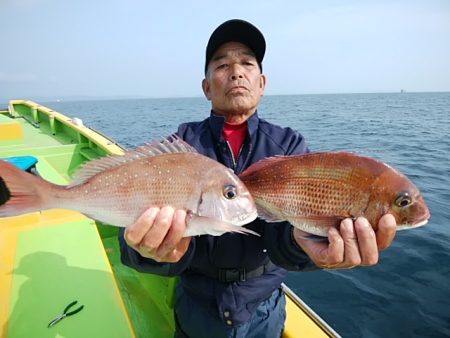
[{"left": 120, "top": 19, "right": 396, "bottom": 337}]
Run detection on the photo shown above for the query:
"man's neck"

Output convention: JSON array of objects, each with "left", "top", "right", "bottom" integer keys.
[
  {"left": 212, "top": 110, "right": 256, "bottom": 124},
  {"left": 223, "top": 121, "right": 248, "bottom": 160}
]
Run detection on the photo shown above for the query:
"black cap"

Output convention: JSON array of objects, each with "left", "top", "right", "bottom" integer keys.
[{"left": 205, "top": 19, "right": 266, "bottom": 74}]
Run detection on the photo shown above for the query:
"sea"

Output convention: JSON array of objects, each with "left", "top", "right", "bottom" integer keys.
[{"left": 45, "top": 92, "right": 449, "bottom": 338}]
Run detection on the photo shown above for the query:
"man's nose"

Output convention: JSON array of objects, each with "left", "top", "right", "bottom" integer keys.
[{"left": 229, "top": 64, "right": 244, "bottom": 80}]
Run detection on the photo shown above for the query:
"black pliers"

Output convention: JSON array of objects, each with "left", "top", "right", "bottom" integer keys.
[{"left": 48, "top": 301, "right": 84, "bottom": 328}]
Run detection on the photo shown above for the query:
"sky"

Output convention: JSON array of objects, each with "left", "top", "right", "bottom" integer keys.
[{"left": 0, "top": 0, "right": 449, "bottom": 103}]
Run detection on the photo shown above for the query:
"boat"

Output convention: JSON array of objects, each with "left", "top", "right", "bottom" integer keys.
[{"left": 0, "top": 100, "right": 340, "bottom": 337}]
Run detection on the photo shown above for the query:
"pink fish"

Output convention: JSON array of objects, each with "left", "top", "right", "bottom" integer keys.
[{"left": 0, "top": 138, "right": 258, "bottom": 236}]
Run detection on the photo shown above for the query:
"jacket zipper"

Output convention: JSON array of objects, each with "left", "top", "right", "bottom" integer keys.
[
  {"left": 225, "top": 140, "right": 250, "bottom": 173},
  {"left": 225, "top": 141, "right": 237, "bottom": 170}
]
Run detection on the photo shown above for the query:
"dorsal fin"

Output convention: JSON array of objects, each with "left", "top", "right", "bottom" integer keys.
[
  {"left": 239, "top": 155, "right": 288, "bottom": 178},
  {"left": 69, "top": 135, "right": 196, "bottom": 187}
]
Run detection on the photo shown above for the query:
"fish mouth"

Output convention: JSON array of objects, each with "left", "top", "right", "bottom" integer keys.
[{"left": 397, "top": 214, "right": 430, "bottom": 231}]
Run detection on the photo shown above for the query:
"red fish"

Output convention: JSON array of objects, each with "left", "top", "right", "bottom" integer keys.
[{"left": 239, "top": 152, "right": 430, "bottom": 236}]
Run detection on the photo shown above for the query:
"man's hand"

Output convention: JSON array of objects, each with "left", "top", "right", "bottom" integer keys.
[
  {"left": 293, "top": 214, "right": 397, "bottom": 269},
  {"left": 124, "top": 206, "right": 192, "bottom": 263}
]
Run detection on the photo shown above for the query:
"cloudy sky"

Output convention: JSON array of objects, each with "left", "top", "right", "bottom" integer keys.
[{"left": 1, "top": 0, "right": 449, "bottom": 103}]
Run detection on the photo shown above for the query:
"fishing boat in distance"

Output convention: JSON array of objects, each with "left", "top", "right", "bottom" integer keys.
[{"left": 0, "top": 100, "right": 340, "bottom": 338}]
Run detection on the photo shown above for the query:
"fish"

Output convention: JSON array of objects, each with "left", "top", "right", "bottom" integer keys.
[
  {"left": 0, "top": 137, "right": 258, "bottom": 237},
  {"left": 239, "top": 152, "right": 430, "bottom": 237}
]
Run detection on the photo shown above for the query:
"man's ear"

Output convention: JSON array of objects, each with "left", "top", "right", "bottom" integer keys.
[
  {"left": 202, "top": 78, "right": 211, "bottom": 101},
  {"left": 259, "top": 74, "right": 267, "bottom": 95}
]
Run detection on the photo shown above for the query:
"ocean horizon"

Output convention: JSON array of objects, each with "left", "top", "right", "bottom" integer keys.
[{"left": 2, "top": 90, "right": 450, "bottom": 108}]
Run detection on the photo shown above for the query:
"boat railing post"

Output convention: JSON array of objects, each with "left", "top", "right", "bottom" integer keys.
[
  {"left": 31, "top": 107, "right": 39, "bottom": 123},
  {"left": 50, "top": 115, "right": 56, "bottom": 135}
]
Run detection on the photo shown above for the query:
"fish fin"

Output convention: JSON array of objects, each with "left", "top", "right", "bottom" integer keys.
[
  {"left": 69, "top": 135, "right": 197, "bottom": 186},
  {"left": 184, "top": 213, "right": 260, "bottom": 237},
  {"left": 255, "top": 206, "right": 286, "bottom": 223},
  {"left": 239, "top": 156, "right": 290, "bottom": 178},
  {"left": 255, "top": 204, "right": 342, "bottom": 237},
  {"left": 0, "top": 160, "right": 55, "bottom": 217},
  {"left": 148, "top": 135, "right": 197, "bottom": 154},
  {"left": 296, "top": 233, "right": 329, "bottom": 242},
  {"left": 289, "top": 216, "right": 343, "bottom": 237}
]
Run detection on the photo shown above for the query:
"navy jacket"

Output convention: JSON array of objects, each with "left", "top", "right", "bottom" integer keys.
[{"left": 119, "top": 112, "right": 316, "bottom": 326}]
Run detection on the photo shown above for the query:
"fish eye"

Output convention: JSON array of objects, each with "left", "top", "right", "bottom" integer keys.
[
  {"left": 395, "top": 192, "right": 412, "bottom": 208},
  {"left": 223, "top": 185, "right": 237, "bottom": 200}
]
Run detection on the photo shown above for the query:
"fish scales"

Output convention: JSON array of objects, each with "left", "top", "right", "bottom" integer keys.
[
  {"left": 243, "top": 155, "right": 370, "bottom": 216},
  {"left": 66, "top": 153, "right": 216, "bottom": 224}
]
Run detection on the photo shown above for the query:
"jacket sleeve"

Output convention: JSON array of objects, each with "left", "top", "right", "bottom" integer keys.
[
  {"left": 263, "top": 221, "right": 317, "bottom": 271},
  {"left": 284, "top": 127, "right": 310, "bottom": 155},
  {"left": 119, "top": 228, "right": 196, "bottom": 276},
  {"left": 263, "top": 128, "right": 319, "bottom": 271}
]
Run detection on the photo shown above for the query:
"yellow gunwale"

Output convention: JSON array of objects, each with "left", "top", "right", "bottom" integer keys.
[{"left": 7, "top": 99, "right": 125, "bottom": 156}]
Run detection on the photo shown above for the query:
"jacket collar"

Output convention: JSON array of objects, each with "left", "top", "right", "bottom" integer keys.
[{"left": 208, "top": 111, "right": 260, "bottom": 142}]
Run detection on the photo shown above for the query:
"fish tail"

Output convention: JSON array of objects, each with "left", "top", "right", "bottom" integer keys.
[{"left": 0, "top": 160, "right": 57, "bottom": 217}]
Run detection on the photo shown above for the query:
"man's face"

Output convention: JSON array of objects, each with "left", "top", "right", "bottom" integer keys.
[{"left": 202, "top": 42, "right": 266, "bottom": 121}]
